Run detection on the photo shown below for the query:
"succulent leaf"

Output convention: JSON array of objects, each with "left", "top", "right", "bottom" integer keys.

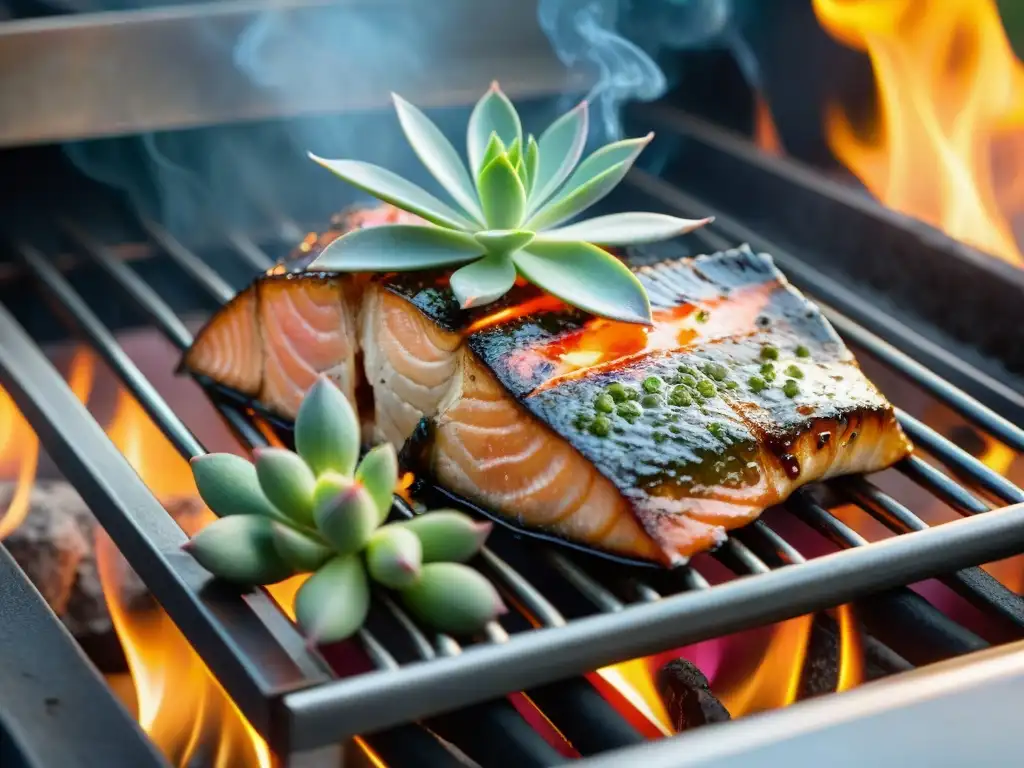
[
  {"left": 526, "top": 160, "right": 635, "bottom": 231},
  {"left": 479, "top": 132, "right": 505, "bottom": 176},
  {"left": 400, "top": 510, "right": 492, "bottom": 563},
  {"left": 513, "top": 241, "right": 652, "bottom": 324},
  {"left": 467, "top": 83, "right": 523, "bottom": 176},
  {"left": 400, "top": 562, "right": 507, "bottom": 635},
  {"left": 391, "top": 93, "right": 483, "bottom": 224},
  {"left": 537, "top": 212, "right": 713, "bottom": 245},
  {"left": 311, "top": 225, "right": 482, "bottom": 272},
  {"left": 529, "top": 101, "right": 589, "bottom": 212},
  {"left": 365, "top": 525, "right": 423, "bottom": 589},
  {"left": 535, "top": 133, "right": 652, "bottom": 218},
  {"left": 254, "top": 448, "right": 317, "bottom": 526},
  {"left": 308, "top": 154, "right": 475, "bottom": 230},
  {"left": 355, "top": 443, "right": 399, "bottom": 524},
  {"left": 505, "top": 137, "right": 522, "bottom": 170},
  {"left": 450, "top": 253, "right": 517, "bottom": 308},
  {"left": 294, "top": 554, "right": 369, "bottom": 645},
  {"left": 184, "top": 516, "right": 296, "bottom": 586},
  {"left": 474, "top": 229, "right": 535, "bottom": 254},
  {"left": 515, "top": 152, "right": 530, "bottom": 191},
  {"left": 477, "top": 154, "right": 527, "bottom": 230},
  {"left": 313, "top": 478, "right": 379, "bottom": 555},
  {"left": 294, "top": 377, "right": 360, "bottom": 477},
  {"left": 190, "top": 453, "right": 281, "bottom": 520},
  {"left": 524, "top": 135, "right": 540, "bottom": 195},
  {"left": 272, "top": 523, "right": 334, "bottom": 572}
]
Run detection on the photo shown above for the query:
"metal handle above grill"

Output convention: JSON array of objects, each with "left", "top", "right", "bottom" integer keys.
[{"left": 0, "top": 0, "right": 589, "bottom": 148}]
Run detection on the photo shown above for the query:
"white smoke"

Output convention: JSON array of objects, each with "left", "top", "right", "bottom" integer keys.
[{"left": 539, "top": 0, "right": 755, "bottom": 140}]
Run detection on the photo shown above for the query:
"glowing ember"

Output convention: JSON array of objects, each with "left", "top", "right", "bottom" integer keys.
[
  {"left": 395, "top": 471, "right": 415, "bottom": 502},
  {"left": 522, "top": 286, "right": 769, "bottom": 392},
  {"left": 464, "top": 295, "right": 566, "bottom": 334},
  {"left": 814, "top": 0, "right": 1024, "bottom": 265},
  {"left": 835, "top": 604, "right": 865, "bottom": 692}
]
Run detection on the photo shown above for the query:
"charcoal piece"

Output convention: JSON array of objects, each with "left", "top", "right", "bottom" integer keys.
[
  {"left": 800, "top": 614, "right": 840, "bottom": 698},
  {"left": 657, "top": 659, "right": 731, "bottom": 731},
  {"left": 2, "top": 482, "right": 91, "bottom": 614},
  {"left": 2, "top": 482, "right": 207, "bottom": 670}
]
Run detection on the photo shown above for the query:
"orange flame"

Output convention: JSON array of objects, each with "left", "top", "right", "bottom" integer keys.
[
  {"left": 102, "top": 391, "right": 272, "bottom": 768},
  {"left": 0, "top": 382, "right": 41, "bottom": 539},
  {"left": 814, "top": 0, "right": 1024, "bottom": 265},
  {"left": 0, "top": 346, "right": 97, "bottom": 539},
  {"left": 594, "top": 660, "right": 672, "bottom": 736},
  {"left": 835, "top": 604, "right": 865, "bottom": 692},
  {"left": 715, "top": 615, "right": 814, "bottom": 717}
]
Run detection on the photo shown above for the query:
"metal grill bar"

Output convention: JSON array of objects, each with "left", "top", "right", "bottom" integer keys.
[
  {"left": 58, "top": 225, "right": 562, "bottom": 763},
  {"left": 286, "top": 504, "right": 1024, "bottom": 745},
  {"left": 0, "top": 545, "right": 167, "bottom": 768},
  {"left": 623, "top": 170, "right": 1024, "bottom": 452},
  {"left": 574, "top": 638, "right": 1024, "bottom": 768},
  {"left": 0, "top": 302, "right": 332, "bottom": 750},
  {"left": 13, "top": 241, "right": 204, "bottom": 459},
  {"left": 897, "top": 412, "right": 1024, "bottom": 505},
  {"left": 128, "top": 213, "right": 968, "bottom": 744},
  {"left": 56, "top": 216, "right": 645, "bottom": 758},
  {"left": 633, "top": 105, "right": 1024, "bottom": 425},
  {"left": 1, "top": 171, "right": 1020, "bottom": 756}
]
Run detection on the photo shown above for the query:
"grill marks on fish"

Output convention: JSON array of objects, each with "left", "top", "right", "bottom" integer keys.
[{"left": 182, "top": 229, "right": 912, "bottom": 565}]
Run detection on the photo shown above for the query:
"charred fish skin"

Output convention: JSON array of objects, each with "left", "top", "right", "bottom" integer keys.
[
  {"left": 181, "top": 224, "right": 913, "bottom": 564},
  {"left": 423, "top": 246, "right": 912, "bottom": 564}
]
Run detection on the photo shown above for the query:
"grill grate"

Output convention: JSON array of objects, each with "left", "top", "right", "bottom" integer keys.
[
  {"left": 0, "top": 164, "right": 1022, "bottom": 764},
  {"left": 0, "top": 543, "right": 165, "bottom": 768}
]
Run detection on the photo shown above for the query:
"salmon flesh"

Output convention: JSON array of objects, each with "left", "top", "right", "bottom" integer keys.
[{"left": 182, "top": 210, "right": 912, "bottom": 565}]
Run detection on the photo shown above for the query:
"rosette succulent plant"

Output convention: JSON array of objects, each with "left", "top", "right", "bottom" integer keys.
[
  {"left": 307, "top": 82, "right": 712, "bottom": 324},
  {"left": 184, "top": 377, "right": 504, "bottom": 644}
]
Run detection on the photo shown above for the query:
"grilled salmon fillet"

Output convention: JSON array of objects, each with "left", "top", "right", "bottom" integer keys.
[
  {"left": 181, "top": 205, "right": 418, "bottom": 420},
  {"left": 183, "top": 208, "right": 912, "bottom": 564}
]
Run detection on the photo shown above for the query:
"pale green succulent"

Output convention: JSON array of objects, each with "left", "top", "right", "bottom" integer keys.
[
  {"left": 308, "top": 82, "right": 712, "bottom": 324},
  {"left": 184, "top": 377, "right": 503, "bottom": 644}
]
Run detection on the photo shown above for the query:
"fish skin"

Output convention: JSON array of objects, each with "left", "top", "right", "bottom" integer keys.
[
  {"left": 414, "top": 247, "right": 912, "bottom": 564},
  {"left": 181, "top": 208, "right": 912, "bottom": 565}
]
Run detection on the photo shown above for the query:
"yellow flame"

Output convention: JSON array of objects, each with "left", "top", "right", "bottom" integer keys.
[
  {"left": 354, "top": 736, "right": 388, "bottom": 768},
  {"left": 814, "top": 0, "right": 1024, "bottom": 265},
  {"left": 716, "top": 614, "right": 814, "bottom": 717},
  {"left": 596, "top": 659, "right": 672, "bottom": 735},
  {"left": 102, "top": 390, "right": 271, "bottom": 768},
  {"left": 835, "top": 604, "right": 865, "bottom": 692}
]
